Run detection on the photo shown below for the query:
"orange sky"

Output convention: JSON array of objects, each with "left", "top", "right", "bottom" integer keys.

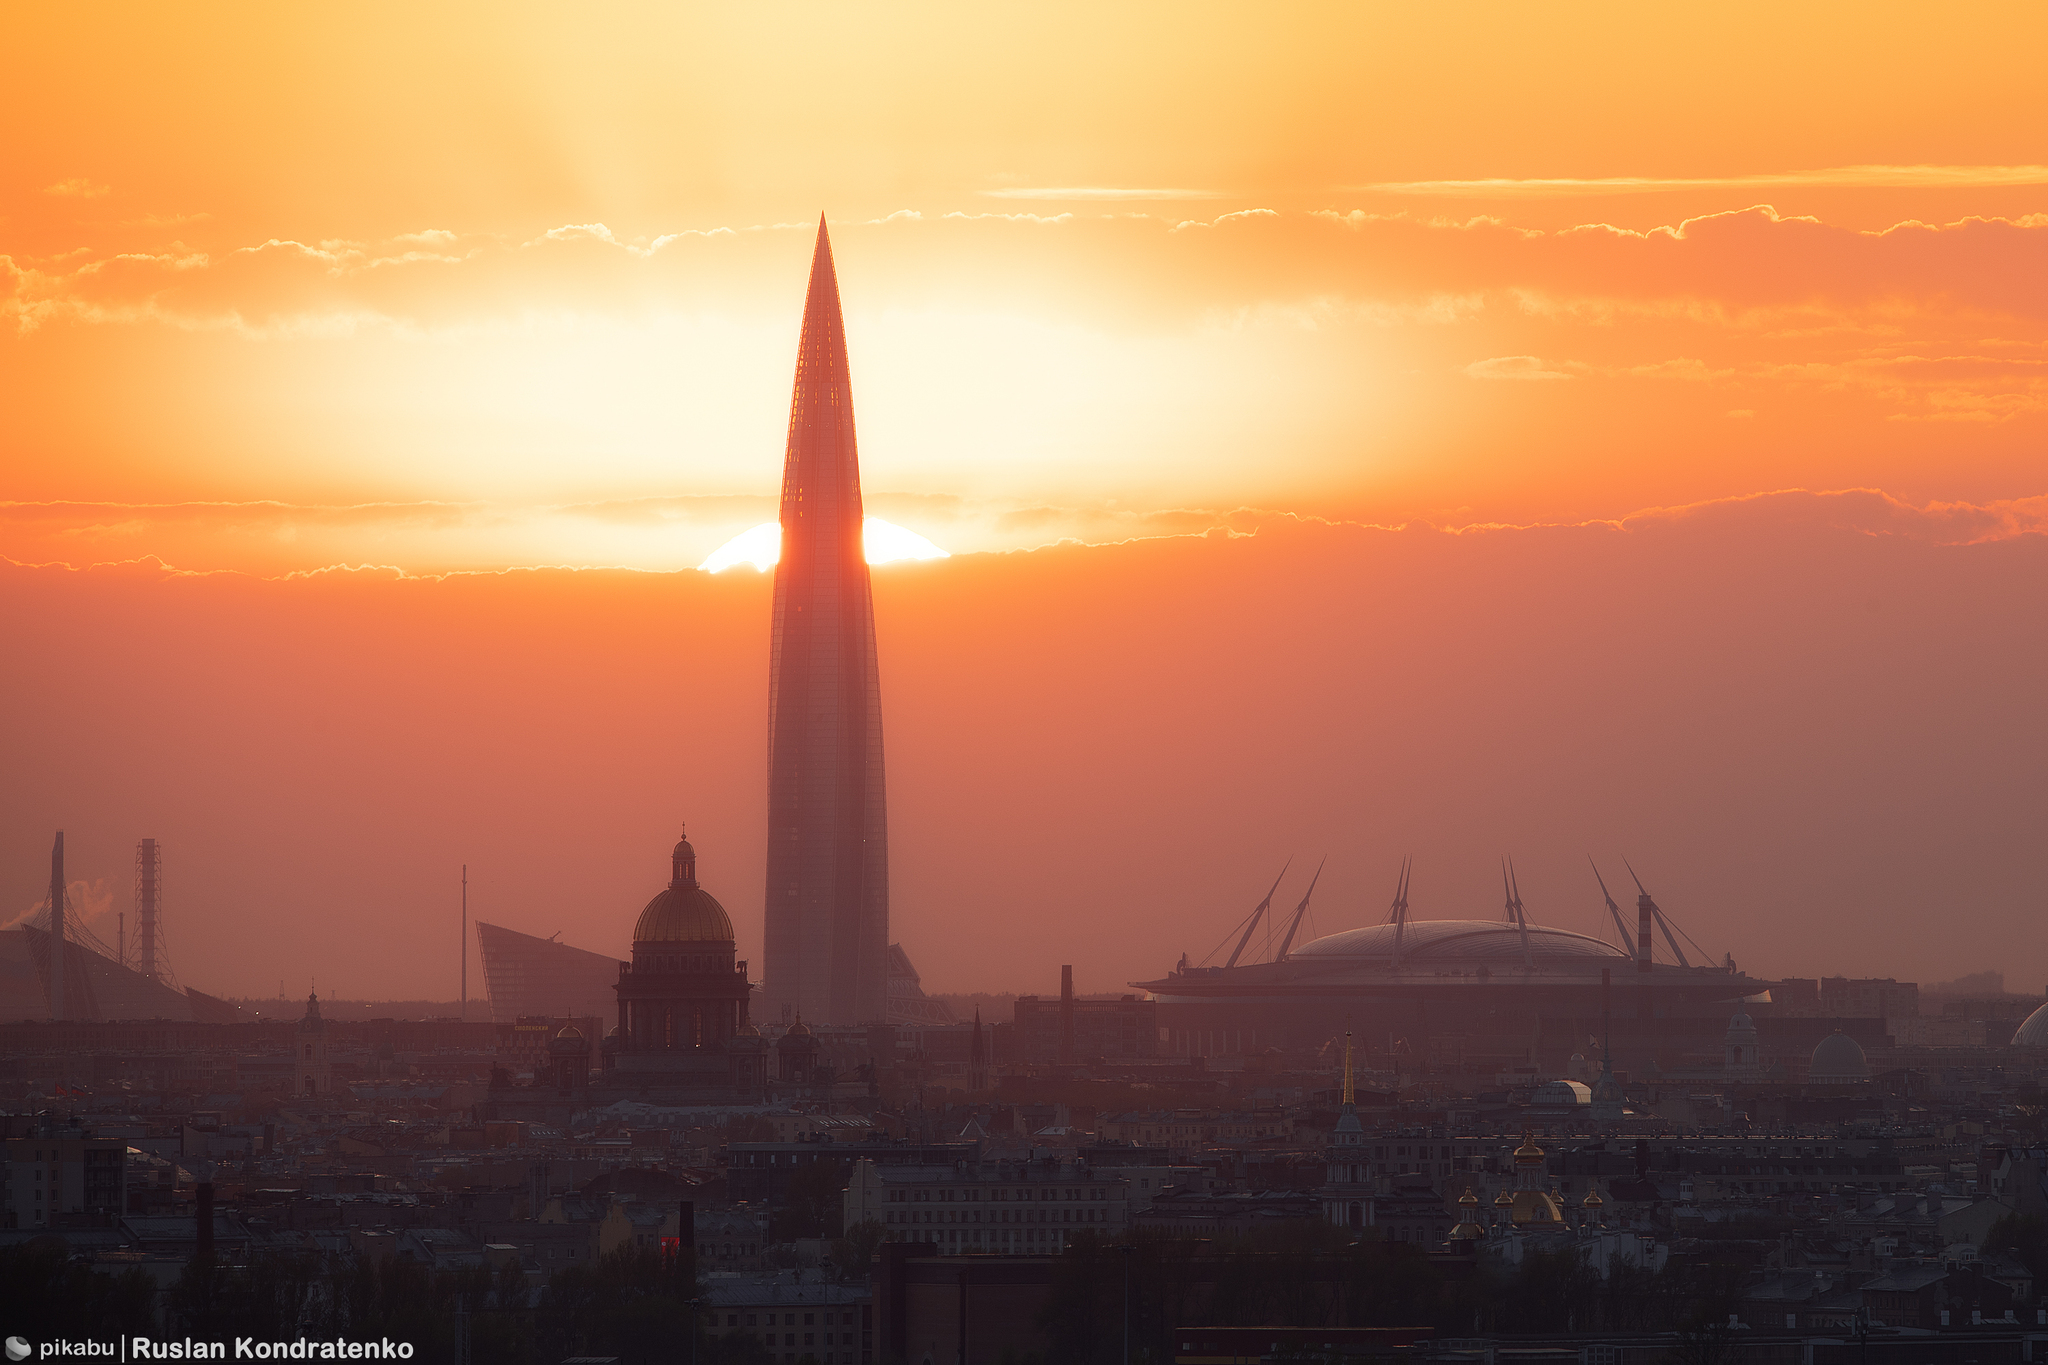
[{"left": 4, "top": 4, "right": 2046, "bottom": 999}]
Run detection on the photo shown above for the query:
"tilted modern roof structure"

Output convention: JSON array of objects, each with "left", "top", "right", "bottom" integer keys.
[{"left": 475, "top": 920, "right": 624, "bottom": 1025}]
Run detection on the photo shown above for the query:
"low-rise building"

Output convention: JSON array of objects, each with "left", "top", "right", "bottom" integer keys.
[
  {"left": 844, "top": 1155, "right": 1131, "bottom": 1256},
  {"left": 1095, "top": 1109, "right": 1293, "bottom": 1157},
  {"left": 701, "top": 1270, "right": 869, "bottom": 1365}
]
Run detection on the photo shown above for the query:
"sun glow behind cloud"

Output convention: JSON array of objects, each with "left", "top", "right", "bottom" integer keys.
[{"left": 699, "top": 518, "right": 951, "bottom": 573}]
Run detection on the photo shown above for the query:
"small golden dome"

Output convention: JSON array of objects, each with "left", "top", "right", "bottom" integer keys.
[
  {"left": 633, "top": 883, "right": 734, "bottom": 943},
  {"left": 1514, "top": 1133, "right": 1545, "bottom": 1162},
  {"left": 1494, "top": 1188, "right": 1514, "bottom": 1207},
  {"left": 786, "top": 1014, "right": 813, "bottom": 1038},
  {"left": 555, "top": 1024, "right": 584, "bottom": 1041},
  {"left": 1458, "top": 1186, "right": 1479, "bottom": 1207}
]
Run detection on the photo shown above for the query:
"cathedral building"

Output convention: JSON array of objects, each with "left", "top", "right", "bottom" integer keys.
[
  {"left": 594, "top": 832, "right": 766, "bottom": 1103},
  {"left": 1320, "top": 1033, "right": 1372, "bottom": 1231}
]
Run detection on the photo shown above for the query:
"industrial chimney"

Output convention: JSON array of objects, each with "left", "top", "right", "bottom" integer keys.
[{"left": 1058, "top": 966, "right": 1075, "bottom": 1065}]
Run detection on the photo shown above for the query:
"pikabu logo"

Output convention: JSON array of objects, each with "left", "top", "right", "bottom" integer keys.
[
  {"left": 18, "top": 1343, "right": 115, "bottom": 1359},
  {"left": 7, "top": 1338, "right": 30, "bottom": 1362}
]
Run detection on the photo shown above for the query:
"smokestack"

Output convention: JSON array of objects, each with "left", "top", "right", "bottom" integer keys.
[
  {"left": 49, "top": 832, "right": 66, "bottom": 1022},
  {"left": 1636, "top": 888, "right": 1653, "bottom": 1020},
  {"left": 1601, "top": 967, "right": 1612, "bottom": 1071},
  {"left": 137, "top": 838, "right": 161, "bottom": 982},
  {"left": 1058, "top": 966, "right": 1075, "bottom": 1065},
  {"left": 196, "top": 1180, "right": 215, "bottom": 1260}
]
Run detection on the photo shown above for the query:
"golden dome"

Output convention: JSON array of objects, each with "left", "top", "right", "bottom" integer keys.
[
  {"left": 1582, "top": 1183, "right": 1604, "bottom": 1208},
  {"left": 555, "top": 1024, "right": 584, "bottom": 1041},
  {"left": 1458, "top": 1187, "right": 1479, "bottom": 1207},
  {"left": 786, "top": 1014, "right": 813, "bottom": 1038},
  {"left": 1514, "top": 1134, "right": 1545, "bottom": 1162},
  {"left": 1510, "top": 1189, "right": 1565, "bottom": 1224},
  {"left": 633, "top": 883, "right": 734, "bottom": 943},
  {"left": 1494, "top": 1188, "right": 1514, "bottom": 1207}
]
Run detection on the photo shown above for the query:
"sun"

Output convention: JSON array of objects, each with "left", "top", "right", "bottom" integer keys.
[{"left": 699, "top": 518, "right": 951, "bottom": 573}]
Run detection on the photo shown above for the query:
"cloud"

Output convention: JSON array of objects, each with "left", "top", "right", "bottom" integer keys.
[
  {"left": 1610, "top": 487, "right": 2048, "bottom": 546},
  {"left": 1357, "top": 164, "right": 2048, "bottom": 196},
  {"left": 1465, "top": 355, "right": 1571, "bottom": 380},
  {"left": 941, "top": 211, "right": 1073, "bottom": 224},
  {"left": 44, "top": 178, "right": 110, "bottom": 198},
  {"left": 1169, "top": 208, "right": 1279, "bottom": 233},
  {"left": 982, "top": 187, "right": 1223, "bottom": 201}
]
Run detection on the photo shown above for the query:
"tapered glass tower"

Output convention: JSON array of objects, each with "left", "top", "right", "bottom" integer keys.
[{"left": 763, "top": 217, "right": 889, "bottom": 1026}]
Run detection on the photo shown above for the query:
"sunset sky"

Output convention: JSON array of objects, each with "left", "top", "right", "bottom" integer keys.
[{"left": 5, "top": 3, "right": 2046, "bottom": 1002}]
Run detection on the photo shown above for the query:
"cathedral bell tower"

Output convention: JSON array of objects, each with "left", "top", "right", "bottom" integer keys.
[{"left": 294, "top": 991, "right": 331, "bottom": 1098}]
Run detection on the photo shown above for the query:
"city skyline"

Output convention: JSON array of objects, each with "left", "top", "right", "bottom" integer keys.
[{"left": 4, "top": 3, "right": 2045, "bottom": 1004}]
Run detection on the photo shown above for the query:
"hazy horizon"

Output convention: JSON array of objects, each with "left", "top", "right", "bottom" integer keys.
[{"left": 6, "top": 4, "right": 2045, "bottom": 1019}]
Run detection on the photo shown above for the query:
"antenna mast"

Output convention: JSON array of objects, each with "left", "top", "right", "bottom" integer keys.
[
  {"left": 1342, "top": 1030, "right": 1354, "bottom": 1108},
  {"left": 1225, "top": 860, "right": 1290, "bottom": 969},
  {"left": 1504, "top": 858, "right": 1533, "bottom": 969},
  {"left": 1274, "top": 858, "right": 1326, "bottom": 960},
  {"left": 460, "top": 865, "right": 468, "bottom": 1023},
  {"left": 1590, "top": 858, "right": 1632, "bottom": 949},
  {"left": 1388, "top": 857, "right": 1412, "bottom": 968},
  {"left": 1627, "top": 859, "right": 1654, "bottom": 1019}
]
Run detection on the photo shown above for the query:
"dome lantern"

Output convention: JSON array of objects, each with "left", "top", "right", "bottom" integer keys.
[{"left": 635, "top": 827, "right": 733, "bottom": 945}]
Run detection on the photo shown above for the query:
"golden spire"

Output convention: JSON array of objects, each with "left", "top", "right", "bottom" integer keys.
[{"left": 1342, "top": 1030, "right": 1354, "bottom": 1107}]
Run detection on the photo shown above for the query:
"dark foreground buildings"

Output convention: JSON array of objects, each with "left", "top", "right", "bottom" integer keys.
[{"left": 762, "top": 217, "right": 891, "bottom": 1028}]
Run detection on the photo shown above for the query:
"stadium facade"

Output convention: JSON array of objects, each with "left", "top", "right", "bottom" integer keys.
[{"left": 1134, "top": 917, "right": 1763, "bottom": 1059}]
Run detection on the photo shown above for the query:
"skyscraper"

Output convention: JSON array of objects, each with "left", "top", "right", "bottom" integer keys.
[{"left": 763, "top": 218, "right": 889, "bottom": 1026}]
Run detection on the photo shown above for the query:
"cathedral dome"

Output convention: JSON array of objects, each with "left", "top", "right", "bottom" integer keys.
[
  {"left": 1809, "top": 1030, "right": 1870, "bottom": 1084},
  {"left": 635, "top": 884, "right": 734, "bottom": 943},
  {"left": 2013, "top": 1002, "right": 2048, "bottom": 1049}
]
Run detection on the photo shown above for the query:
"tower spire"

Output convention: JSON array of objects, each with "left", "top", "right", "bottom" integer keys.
[
  {"left": 764, "top": 217, "right": 890, "bottom": 1027},
  {"left": 1341, "top": 1030, "right": 1354, "bottom": 1108}
]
